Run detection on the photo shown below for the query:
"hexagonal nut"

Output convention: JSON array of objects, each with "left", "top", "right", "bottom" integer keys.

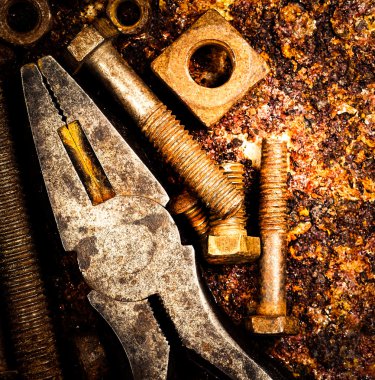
[
  {"left": 205, "top": 235, "right": 260, "bottom": 264},
  {"left": 246, "top": 315, "right": 299, "bottom": 335}
]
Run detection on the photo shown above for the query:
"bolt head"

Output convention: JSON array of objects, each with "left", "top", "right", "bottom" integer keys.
[
  {"left": 246, "top": 315, "right": 299, "bottom": 335},
  {"left": 206, "top": 235, "right": 260, "bottom": 264}
]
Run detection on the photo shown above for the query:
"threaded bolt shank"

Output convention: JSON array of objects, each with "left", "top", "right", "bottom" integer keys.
[
  {"left": 0, "top": 82, "right": 62, "bottom": 379},
  {"left": 170, "top": 190, "right": 209, "bottom": 239}
]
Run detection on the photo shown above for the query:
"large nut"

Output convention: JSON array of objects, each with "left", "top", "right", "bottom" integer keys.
[
  {"left": 152, "top": 10, "right": 269, "bottom": 127},
  {"left": 207, "top": 235, "right": 260, "bottom": 264}
]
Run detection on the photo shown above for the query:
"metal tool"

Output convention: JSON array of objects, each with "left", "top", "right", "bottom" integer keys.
[
  {"left": 0, "top": 0, "right": 51, "bottom": 45},
  {"left": 65, "top": 23, "right": 242, "bottom": 219},
  {"left": 246, "top": 139, "right": 298, "bottom": 335},
  {"left": 152, "top": 10, "right": 270, "bottom": 127},
  {"left": 21, "top": 55, "right": 272, "bottom": 380},
  {"left": 0, "top": 63, "right": 61, "bottom": 378}
]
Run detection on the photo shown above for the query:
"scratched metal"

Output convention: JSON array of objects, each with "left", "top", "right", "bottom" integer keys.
[{"left": 21, "top": 56, "right": 272, "bottom": 380}]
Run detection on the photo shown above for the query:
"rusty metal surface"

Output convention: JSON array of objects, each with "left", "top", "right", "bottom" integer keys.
[
  {"left": 21, "top": 55, "right": 273, "bottom": 379},
  {"left": 0, "top": 0, "right": 52, "bottom": 45},
  {"left": 169, "top": 190, "right": 210, "bottom": 239},
  {"left": 151, "top": 10, "right": 269, "bottom": 127},
  {"left": 0, "top": 0, "right": 371, "bottom": 378}
]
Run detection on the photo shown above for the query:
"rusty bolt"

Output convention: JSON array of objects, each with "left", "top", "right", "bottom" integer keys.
[
  {"left": 169, "top": 190, "right": 209, "bottom": 239},
  {"left": 205, "top": 162, "right": 261, "bottom": 265},
  {"left": 65, "top": 25, "right": 243, "bottom": 219},
  {"left": 246, "top": 139, "right": 298, "bottom": 335},
  {"left": 0, "top": 77, "right": 62, "bottom": 377}
]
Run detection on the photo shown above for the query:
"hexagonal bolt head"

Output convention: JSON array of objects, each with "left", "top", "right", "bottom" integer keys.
[
  {"left": 246, "top": 315, "right": 299, "bottom": 335},
  {"left": 206, "top": 235, "right": 260, "bottom": 264}
]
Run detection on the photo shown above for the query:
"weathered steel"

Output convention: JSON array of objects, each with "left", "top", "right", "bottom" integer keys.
[
  {"left": 206, "top": 162, "right": 261, "bottom": 264},
  {"left": 106, "top": 0, "right": 151, "bottom": 35},
  {"left": 169, "top": 190, "right": 209, "bottom": 239}
]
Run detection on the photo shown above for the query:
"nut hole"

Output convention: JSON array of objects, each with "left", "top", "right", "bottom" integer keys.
[
  {"left": 6, "top": 0, "right": 40, "bottom": 33},
  {"left": 116, "top": 0, "right": 142, "bottom": 27},
  {"left": 188, "top": 43, "right": 233, "bottom": 88}
]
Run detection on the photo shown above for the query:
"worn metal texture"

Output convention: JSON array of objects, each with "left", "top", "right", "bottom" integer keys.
[
  {"left": 0, "top": 0, "right": 52, "bottom": 45},
  {"left": 106, "top": 0, "right": 151, "bottom": 35},
  {"left": 89, "top": 293, "right": 170, "bottom": 380},
  {"left": 151, "top": 10, "right": 269, "bottom": 127},
  {"left": 21, "top": 56, "right": 273, "bottom": 380},
  {"left": 0, "top": 69, "right": 61, "bottom": 378},
  {"left": 5, "top": 0, "right": 372, "bottom": 378},
  {"left": 66, "top": 25, "right": 243, "bottom": 219}
]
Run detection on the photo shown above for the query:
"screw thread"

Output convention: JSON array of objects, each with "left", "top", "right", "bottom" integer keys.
[
  {"left": 210, "top": 162, "right": 247, "bottom": 236},
  {"left": 0, "top": 86, "right": 62, "bottom": 379},
  {"left": 170, "top": 190, "right": 209, "bottom": 239},
  {"left": 141, "top": 105, "right": 242, "bottom": 218},
  {"left": 259, "top": 139, "right": 288, "bottom": 233}
]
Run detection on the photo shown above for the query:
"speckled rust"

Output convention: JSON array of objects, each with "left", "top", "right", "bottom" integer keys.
[{"left": 4, "top": 0, "right": 374, "bottom": 378}]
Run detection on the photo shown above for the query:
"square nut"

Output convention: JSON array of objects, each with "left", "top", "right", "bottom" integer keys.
[
  {"left": 151, "top": 9, "right": 269, "bottom": 127},
  {"left": 206, "top": 235, "right": 260, "bottom": 264}
]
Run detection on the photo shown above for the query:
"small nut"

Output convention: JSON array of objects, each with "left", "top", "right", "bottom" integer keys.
[
  {"left": 246, "top": 315, "right": 299, "bottom": 335},
  {"left": 206, "top": 235, "right": 260, "bottom": 264},
  {"left": 107, "top": 0, "right": 151, "bottom": 35}
]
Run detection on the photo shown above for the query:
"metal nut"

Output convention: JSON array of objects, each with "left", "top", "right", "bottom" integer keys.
[
  {"left": 107, "top": 0, "right": 151, "bottom": 35},
  {"left": 0, "top": 0, "right": 51, "bottom": 45},
  {"left": 151, "top": 9, "right": 269, "bottom": 127}
]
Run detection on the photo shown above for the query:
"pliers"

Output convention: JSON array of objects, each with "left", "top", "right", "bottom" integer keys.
[{"left": 21, "top": 56, "right": 271, "bottom": 380}]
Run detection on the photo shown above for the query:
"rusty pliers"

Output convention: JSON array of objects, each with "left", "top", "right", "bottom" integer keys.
[{"left": 21, "top": 56, "right": 272, "bottom": 380}]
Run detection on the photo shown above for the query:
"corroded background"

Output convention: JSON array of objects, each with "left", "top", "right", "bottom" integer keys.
[{"left": 0, "top": 0, "right": 373, "bottom": 379}]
